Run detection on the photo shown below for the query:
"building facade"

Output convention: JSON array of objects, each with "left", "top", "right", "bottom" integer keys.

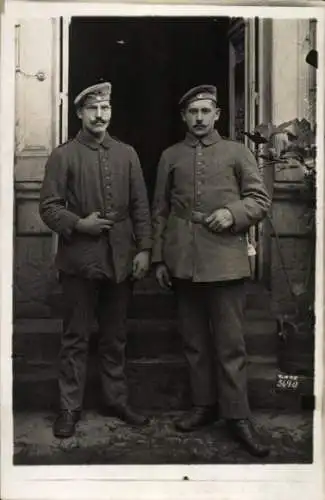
[
  {"left": 13, "top": 16, "right": 316, "bottom": 318},
  {"left": 11, "top": 16, "right": 317, "bottom": 412}
]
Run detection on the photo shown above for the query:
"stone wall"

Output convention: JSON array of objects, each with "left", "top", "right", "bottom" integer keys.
[
  {"left": 269, "top": 19, "right": 315, "bottom": 314},
  {"left": 270, "top": 184, "right": 314, "bottom": 315}
]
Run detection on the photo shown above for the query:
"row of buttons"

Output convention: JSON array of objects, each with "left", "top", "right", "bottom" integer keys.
[
  {"left": 195, "top": 144, "right": 205, "bottom": 204},
  {"left": 100, "top": 150, "right": 113, "bottom": 216},
  {"left": 192, "top": 140, "right": 202, "bottom": 277}
]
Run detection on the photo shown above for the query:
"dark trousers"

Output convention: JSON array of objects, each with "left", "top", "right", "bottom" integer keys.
[
  {"left": 174, "top": 279, "right": 250, "bottom": 419},
  {"left": 58, "top": 273, "right": 132, "bottom": 411}
]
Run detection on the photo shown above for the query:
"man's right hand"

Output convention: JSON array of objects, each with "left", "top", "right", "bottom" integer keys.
[
  {"left": 75, "top": 212, "right": 114, "bottom": 236},
  {"left": 155, "top": 263, "right": 172, "bottom": 290}
]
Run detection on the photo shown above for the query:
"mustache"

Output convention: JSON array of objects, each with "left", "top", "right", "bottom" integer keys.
[{"left": 91, "top": 119, "right": 107, "bottom": 125}]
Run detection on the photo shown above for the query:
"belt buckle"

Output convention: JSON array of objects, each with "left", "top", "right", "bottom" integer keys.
[
  {"left": 105, "top": 210, "right": 118, "bottom": 222},
  {"left": 191, "top": 211, "right": 205, "bottom": 224}
]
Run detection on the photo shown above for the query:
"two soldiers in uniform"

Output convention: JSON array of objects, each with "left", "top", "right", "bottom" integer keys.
[{"left": 40, "top": 81, "right": 271, "bottom": 457}]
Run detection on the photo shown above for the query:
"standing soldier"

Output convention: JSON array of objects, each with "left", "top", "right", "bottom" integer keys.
[
  {"left": 152, "top": 85, "right": 271, "bottom": 457},
  {"left": 39, "top": 82, "right": 152, "bottom": 438}
]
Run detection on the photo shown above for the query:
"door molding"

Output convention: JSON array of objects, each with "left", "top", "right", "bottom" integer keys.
[
  {"left": 228, "top": 18, "right": 272, "bottom": 285},
  {"left": 257, "top": 19, "right": 273, "bottom": 287},
  {"left": 52, "top": 16, "right": 70, "bottom": 255}
]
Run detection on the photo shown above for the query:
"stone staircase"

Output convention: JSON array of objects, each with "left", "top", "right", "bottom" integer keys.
[{"left": 13, "top": 277, "right": 313, "bottom": 412}]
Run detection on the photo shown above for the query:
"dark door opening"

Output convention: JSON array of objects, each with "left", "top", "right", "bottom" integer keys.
[{"left": 68, "top": 16, "right": 230, "bottom": 201}]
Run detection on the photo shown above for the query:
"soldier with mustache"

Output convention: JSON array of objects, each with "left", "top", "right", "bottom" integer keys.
[{"left": 40, "top": 82, "right": 152, "bottom": 438}]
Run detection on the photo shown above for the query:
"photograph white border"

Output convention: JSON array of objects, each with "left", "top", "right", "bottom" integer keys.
[{"left": 1, "top": 2, "right": 324, "bottom": 499}]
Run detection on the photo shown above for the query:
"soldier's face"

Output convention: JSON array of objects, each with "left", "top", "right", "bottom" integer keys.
[
  {"left": 77, "top": 100, "right": 112, "bottom": 137},
  {"left": 182, "top": 99, "right": 220, "bottom": 137}
]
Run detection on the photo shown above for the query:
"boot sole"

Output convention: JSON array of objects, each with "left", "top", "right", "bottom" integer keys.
[
  {"left": 119, "top": 417, "right": 150, "bottom": 427},
  {"left": 100, "top": 406, "right": 150, "bottom": 427},
  {"left": 174, "top": 420, "right": 216, "bottom": 433},
  {"left": 232, "top": 433, "right": 270, "bottom": 458},
  {"left": 243, "top": 445, "right": 270, "bottom": 458}
]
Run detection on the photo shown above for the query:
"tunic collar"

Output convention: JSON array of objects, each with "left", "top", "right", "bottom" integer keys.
[
  {"left": 76, "top": 129, "right": 114, "bottom": 150},
  {"left": 184, "top": 129, "right": 222, "bottom": 147}
]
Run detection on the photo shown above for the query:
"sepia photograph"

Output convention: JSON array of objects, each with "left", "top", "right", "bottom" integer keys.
[{"left": 1, "top": 1, "right": 324, "bottom": 499}]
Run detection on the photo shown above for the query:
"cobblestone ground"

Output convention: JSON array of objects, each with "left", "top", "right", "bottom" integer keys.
[{"left": 14, "top": 410, "right": 313, "bottom": 465}]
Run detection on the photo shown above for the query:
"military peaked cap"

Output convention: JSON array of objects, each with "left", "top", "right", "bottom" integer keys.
[
  {"left": 179, "top": 84, "right": 217, "bottom": 108},
  {"left": 74, "top": 82, "right": 112, "bottom": 107}
]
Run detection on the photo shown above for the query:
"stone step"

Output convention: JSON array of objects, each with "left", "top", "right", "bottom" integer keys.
[
  {"left": 43, "top": 279, "right": 273, "bottom": 320},
  {"left": 14, "top": 279, "right": 273, "bottom": 320},
  {"left": 133, "top": 275, "right": 270, "bottom": 297},
  {"left": 15, "top": 299, "right": 274, "bottom": 320},
  {"left": 13, "top": 316, "right": 278, "bottom": 361},
  {"left": 128, "top": 294, "right": 273, "bottom": 320},
  {"left": 13, "top": 355, "right": 313, "bottom": 412}
]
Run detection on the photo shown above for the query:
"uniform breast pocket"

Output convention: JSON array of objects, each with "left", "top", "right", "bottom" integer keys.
[
  {"left": 206, "top": 165, "right": 240, "bottom": 202},
  {"left": 172, "top": 162, "right": 194, "bottom": 187},
  {"left": 207, "top": 162, "right": 236, "bottom": 182}
]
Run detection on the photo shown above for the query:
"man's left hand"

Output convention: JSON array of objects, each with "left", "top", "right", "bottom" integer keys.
[
  {"left": 205, "top": 208, "right": 234, "bottom": 232},
  {"left": 132, "top": 250, "right": 150, "bottom": 280}
]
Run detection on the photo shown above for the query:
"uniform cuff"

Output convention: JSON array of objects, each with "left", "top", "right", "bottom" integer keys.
[
  {"left": 224, "top": 201, "right": 248, "bottom": 233},
  {"left": 136, "top": 237, "right": 153, "bottom": 252},
  {"left": 151, "top": 245, "right": 163, "bottom": 263},
  {"left": 60, "top": 214, "right": 81, "bottom": 239}
]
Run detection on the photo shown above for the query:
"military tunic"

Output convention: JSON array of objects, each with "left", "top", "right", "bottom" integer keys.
[
  {"left": 152, "top": 130, "right": 270, "bottom": 281},
  {"left": 40, "top": 130, "right": 152, "bottom": 283}
]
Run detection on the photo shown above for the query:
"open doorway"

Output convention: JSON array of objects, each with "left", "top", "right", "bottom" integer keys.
[
  {"left": 68, "top": 17, "right": 230, "bottom": 201},
  {"left": 67, "top": 16, "right": 269, "bottom": 284}
]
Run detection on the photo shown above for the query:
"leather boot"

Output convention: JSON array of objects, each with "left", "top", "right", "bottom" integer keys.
[
  {"left": 227, "top": 418, "right": 270, "bottom": 457},
  {"left": 175, "top": 405, "right": 217, "bottom": 432},
  {"left": 103, "top": 404, "right": 150, "bottom": 427},
  {"left": 53, "top": 410, "right": 81, "bottom": 439}
]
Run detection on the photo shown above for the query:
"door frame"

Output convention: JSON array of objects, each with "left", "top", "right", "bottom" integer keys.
[
  {"left": 52, "top": 16, "right": 70, "bottom": 255},
  {"left": 256, "top": 19, "right": 273, "bottom": 287},
  {"left": 228, "top": 17, "right": 272, "bottom": 285}
]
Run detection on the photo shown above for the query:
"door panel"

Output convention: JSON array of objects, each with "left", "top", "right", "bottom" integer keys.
[{"left": 14, "top": 19, "right": 58, "bottom": 317}]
